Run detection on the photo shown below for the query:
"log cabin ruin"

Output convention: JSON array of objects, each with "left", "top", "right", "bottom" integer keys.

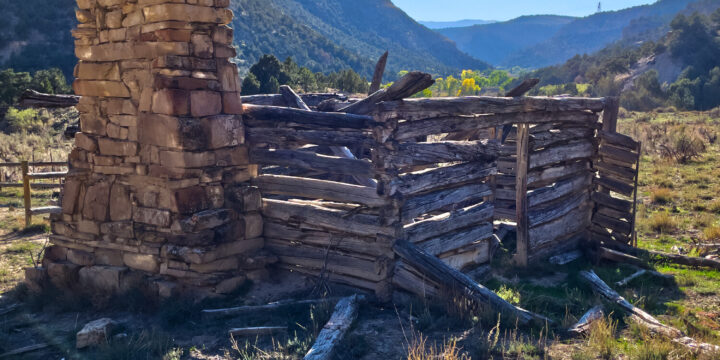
[{"left": 26, "top": 0, "right": 643, "bottom": 317}]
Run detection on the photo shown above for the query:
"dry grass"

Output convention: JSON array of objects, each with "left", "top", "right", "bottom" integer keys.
[
  {"left": 650, "top": 187, "right": 674, "bottom": 205},
  {"left": 648, "top": 212, "right": 677, "bottom": 234},
  {"left": 704, "top": 226, "right": 720, "bottom": 242},
  {"left": 584, "top": 317, "right": 619, "bottom": 360},
  {"left": 406, "top": 334, "right": 469, "bottom": 360}
]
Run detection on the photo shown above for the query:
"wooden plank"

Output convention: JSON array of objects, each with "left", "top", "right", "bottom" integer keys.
[
  {"left": 252, "top": 175, "right": 384, "bottom": 207},
  {"left": 340, "top": 72, "right": 434, "bottom": 115},
  {"left": 0, "top": 161, "right": 67, "bottom": 167},
  {"left": 30, "top": 206, "right": 62, "bottom": 215},
  {"left": 528, "top": 161, "right": 590, "bottom": 188},
  {"left": 369, "top": 51, "right": 389, "bottom": 94},
  {"left": 243, "top": 104, "right": 372, "bottom": 129},
  {"left": 278, "top": 263, "right": 380, "bottom": 292},
  {"left": 229, "top": 327, "right": 287, "bottom": 337},
  {"left": 597, "top": 205, "right": 632, "bottom": 221},
  {"left": 528, "top": 173, "right": 591, "bottom": 208},
  {"left": 393, "top": 240, "right": 545, "bottom": 325},
  {"left": 599, "top": 144, "right": 638, "bottom": 166},
  {"left": 22, "top": 161, "right": 31, "bottom": 227},
  {"left": 396, "top": 111, "right": 598, "bottom": 141},
  {"left": 263, "top": 199, "right": 393, "bottom": 237},
  {"left": 529, "top": 139, "right": 595, "bottom": 170},
  {"left": 568, "top": 306, "right": 604, "bottom": 336},
  {"left": 393, "top": 260, "right": 441, "bottom": 298},
  {"left": 515, "top": 123, "right": 530, "bottom": 267},
  {"left": 599, "top": 130, "right": 639, "bottom": 151},
  {"left": 376, "top": 96, "right": 606, "bottom": 121},
  {"left": 250, "top": 149, "right": 374, "bottom": 178},
  {"left": 401, "top": 183, "right": 492, "bottom": 223},
  {"left": 384, "top": 141, "right": 499, "bottom": 170},
  {"left": 404, "top": 202, "right": 494, "bottom": 243},
  {"left": 19, "top": 89, "right": 79, "bottom": 108},
  {"left": 0, "top": 344, "right": 49, "bottom": 358},
  {"left": 247, "top": 128, "right": 373, "bottom": 148},
  {"left": 601, "top": 97, "right": 619, "bottom": 132},
  {"left": 594, "top": 176, "right": 634, "bottom": 197},
  {"left": 27, "top": 171, "right": 67, "bottom": 180},
  {"left": 203, "top": 298, "right": 343, "bottom": 319},
  {"left": 438, "top": 240, "right": 493, "bottom": 270},
  {"left": 393, "top": 161, "right": 496, "bottom": 196},
  {"left": 304, "top": 295, "right": 363, "bottom": 360},
  {"left": 529, "top": 191, "right": 589, "bottom": 228},
  {"left": 593, "top": 213, "right": 633, "bottom": 235},
  {"left": 591, "top": 192, "right": 632, "bottom": 213},
  {"left": 594, "top": 160, "right": 636, "bottom": 182},
  {"left": 529, "top": 202, "right": 591, "bottom": 248},
  {"left": 264, "top": 222, "right": 387, "bottom": 257},
  {"left": 417, "top": 223, "right": 494, "bottom": 256}
]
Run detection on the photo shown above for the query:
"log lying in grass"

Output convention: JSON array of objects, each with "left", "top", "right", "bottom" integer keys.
[
  {"left": 229, "top": 327, "right": 288, "bottom": 337},
  {"left": 597, "top": 247, "right": 650, "bottom": 269},
  {"left": 580, "top": 270, "right": 720, "bottom": 353},
  {"left": 568, "top": 305, "right": 604, "bottom": 336},
  {"left": 598, "top": 240, "right": 720, "bottom": 271},
  {"left": 615, "top": 268, "right": 674, "bottom": 287},
  {"left": 303, "top": 295, "right": 363, "bottom": 360},
  {"left": 394, "top": 240, "right": 547, "bottom": 325},
  {"left": 202, "top": 298, "right": 344, "bottom": 320}
]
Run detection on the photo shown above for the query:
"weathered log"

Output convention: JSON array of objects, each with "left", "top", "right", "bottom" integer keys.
[
  {"left": 279, "top": 85, "right": 376, "bottom": 188},
  {"left": 596, "top": 205, "right": 633, "bottom": 222},
  {"left": 416, "top": 223, "right": 494, "bottom": 256},
  {"left": 529, "top": 191, "right": 589, "bottom": 228},
  {"left": 0, "top": 343, "right": 49, "bottom": 358},
  {"left": 598, "top": 240, "right": 720, "bottom": 271},
  {"left": 18, "top": 90, "right": 79, "bottom": 108},
  {"left": 202, "top": 298, "right": 343, "bottom": 319},
  {"left": 439, "top": 239, "right": 495, "bottom": 270},
  {"left": 401, "top": 182, "right": 492, "bottom": 223},
  {"left": 383, "top": 140, "right": 500, "bottom": 171},
  {"left": 262, "top": 199, "right": 393, "bottom": 237},
  {"left": 581, "top": 270, "right": 720, "bottom": 353},
  {"left": 266, "top": 240, "right": 386, "bottom": 281},
  {"left": 548, "top": 250, "right": 583, "bottom": 265},
  {"left": 340, "top": 72, "right": 434, "bottom": 115},
  {"left": 505, "top": 78, "right": 541, "bottom": 97},
  {"left": 253, "top": 175, "right": 384, "bottom": 207},
  {"left": 304, "top": 295, "right": 363, "bottom": 360},
  {"left": 527, "top": 160, "right": 590, "bottom": 188},
  {"left": 369, "top": 51, "right": 389, "bottom": 94},
  {"left": 242, "top": 93, "right": 347, "bottom": 107},
  {"left": 599, "top": 144, "right": 638, "bottom": 166},
  {"left": 404, "top": 202, "right": 494, "bottom": 243},
  {"left": 594, "top": 160, "right": 636, "bottom": 182},
  {"left": 599, "top": 130, "right": 639, "bottom": 151},
  {"left": 615, "top": 268, "right": 673, "bottom": 287},
  {"left": 393, "top": 240, "right": 546, "bottom": 325},
  {"left": 229, "top": 327, "right": 288, "bottom": 337},
  {"left": 398, "top": 111, "right": 598, "bottom": 141},
  {"left": 593, "top": 213, "right": 633, "bottom": 235},
  {"left": 250, "top": 149, "right": 374, "bottom": 178},
  {"left": 376, "top": 96, "right": 606, "bottom": 121},
  {"left": 264, "top": 221, "right": 387, "bottom": 257},
  {"left": 529, "top": 139, "right": 595, "bottom": 170},
  {"left": 247, "top": 128, "right": 374, "bottom": 148},
  {"left": 568, "top": 305, "right": 604, "bottom": 335},
  {"left": 393, "top": 260, "right": 442, "bottom": 298},
  {"left": 515, "top": 123, "right": 530, "bottom": 267},
  {"left": 591, "top": 192, "right": 632, "bottom": 213},
  {"left": 597, "top": 247, "right": 649, "bottom": 269},
  {"left": 594, "top": 175, "right": 635, "bottom": 197},
  {"left": 529, "top": 202, "right": 592, "bottom": 248},
  {"left": 392, "top": 161, "right": 496, "bottom": 196},
  {"left": 528, "top": 173, "right": 591, "bottom": 208},
  {"left": 243, "top": 104, "right": 373, "bottom": 129}
]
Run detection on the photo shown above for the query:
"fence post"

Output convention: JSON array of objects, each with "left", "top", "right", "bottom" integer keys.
[
  {"left": 22, "top": 161, "right": 31, "bottom": 227},
  {"left": 514, "top": 124, "right": 530, "bottom": 267}
]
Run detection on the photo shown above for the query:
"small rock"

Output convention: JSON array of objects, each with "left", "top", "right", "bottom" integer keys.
[{"left": 77, "top": 318, "right": 114, "bottom": 349}]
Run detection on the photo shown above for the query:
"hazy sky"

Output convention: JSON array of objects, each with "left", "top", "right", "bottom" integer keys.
[{"left": 392, "top": 0, "right": 656, "bottom": 21}]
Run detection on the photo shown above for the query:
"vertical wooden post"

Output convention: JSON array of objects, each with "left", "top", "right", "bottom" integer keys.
[
  {"left": 602, "top": 97, "right": 620, "bottom": 133},
  {"left": 631, "top": 141, "right": 642, "bottom": 247},
  {"left": 22, "top": 161, "right": 31, "bottom": 227},
  {"left": 514, "top": 124, "right": 530, "bottom": 267}
]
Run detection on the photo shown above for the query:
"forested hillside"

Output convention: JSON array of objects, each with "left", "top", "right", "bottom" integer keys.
[
  {"left": 0, "top": 0, "right": 488, "bottom": 82},
  {"left": 437, "top": 15, "right": 576, "bottom": 65}
]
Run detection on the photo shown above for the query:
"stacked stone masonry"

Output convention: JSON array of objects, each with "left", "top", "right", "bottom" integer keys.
[{"left": 39, "top": 0, "right": 272, "bottom": 298}]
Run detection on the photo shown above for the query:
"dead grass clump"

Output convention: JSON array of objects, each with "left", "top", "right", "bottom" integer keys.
[
  {"left": 704, "top": 226, "right": 720, "bottom": 242},
  {"left": 649, "top": 212, "right": 677, "bottom": 233},
  {"left": 709, "top": 200, "right": 720, "bottom": 214},
  {"left": 709, "top": 106, "right": 720, "bottom": 119},
  {"left": 650, "top": 188, "right": 674, "bottom": 205},
  {"left": 584, "top": 316, "right": 619, "bottom": 360},
  {"left": 406, "top": 334, "right": 469, "bottom": 360}
]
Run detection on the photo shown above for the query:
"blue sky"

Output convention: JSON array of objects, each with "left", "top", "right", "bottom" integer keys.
[{"left": 392, "top": 0, "right": 656, "bottom": 21}]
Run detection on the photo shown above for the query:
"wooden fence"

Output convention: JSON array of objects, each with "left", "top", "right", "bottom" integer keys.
[{"left": 0, "top": 161, "right": 67, "bottom": 226}]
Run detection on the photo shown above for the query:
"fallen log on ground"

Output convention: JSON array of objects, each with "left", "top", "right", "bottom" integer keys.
[
  {"left": 597, "top": 240, "right": 720, "bottom": 270},
  {"left": 568, "top": 305, "right": 604, "bottom": 336},
  {"left": 597, "top": 247, "right": 649, "bottom": 269},
  {"left": 394, "top": 240, "right": 548, "bottom": 325},
  {"left": 0, "top": 343, "right": 48, "bottom": 359},
  {"left": 615, "top": 268, "right": 674, "bottom": 287},
  {"left": 229, "top": 327, "right": 288, "bottom": 337},
  {"left": 580, "top": 270, "right": 720, "bottom": 354},
  {"left": 202, "top": 298, "right": 344, "bottom": 320},
  {"left": 303, "top": 295, "right": 363, "bottom": 360}
]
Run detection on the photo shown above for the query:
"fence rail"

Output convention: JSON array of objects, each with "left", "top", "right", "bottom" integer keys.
[{"left": 0, "top": 161, "right": 67, "bottom": 226}]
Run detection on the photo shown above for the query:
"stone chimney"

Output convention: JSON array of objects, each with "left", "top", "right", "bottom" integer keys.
[{"left": 36, "top": 0, "right": 267, "bottom": 298}]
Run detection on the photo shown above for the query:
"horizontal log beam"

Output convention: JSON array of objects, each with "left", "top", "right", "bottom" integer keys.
[
  {"left": 599, "top": 144, "right": 638, "bottom": 166},
  {"left": 262, "top": 199, "right": 392, "bottom": 237},
  {"left": 383, "top": 141, "right": 499, "bottom": 171},
  {"left": 598, "top": 130, "right": 639, "bottom": 151},
  {"left": 264, "top": 221, "right": 388, "bottom": 257},
  {"left": 404, "top": 202, "right": 494, "bottom": 243},
  {"left": 594, "top": 160, "right": 636, "bottom": 182},
  {"left": 530, "top": 139, "right": 594, "bottom": 170},
  {"left": 247, "top": 128, "right": 374, "bottom": 148},
  {"left": 241, "top": 93, "right": 347, "bottom": 107},
  {"left": 594, "top": 175, "right": 634, "bottom": 197},
  {"left": 402, "top": 183, "right": 492, "bottom": 223},
  {"left": 529, "top": 202, "right": 592, "bottom": 248},
  {"left": 375, "top": 96, "right": 606, "bottom": 121},
  {"left": 528, "top": 173, "right": 591, "bottom": 208},
  {"left": 242, "top": 104, "right": 373, "bottom": 129},
  {"left": 392, "top": 161, "right": 496, "bottom": 196},
  {"left": 416, "top": 223, "right": 494, "bottom": 256},
  {"left": 529, "top": 191, "right": 589, "bottom": 228},
  {"left": 591, "top": 192, "right": 632, "bottom": 213},
  {"left": 250, "top": 149, "right": 374, "bottom": 178},
  {"left": 253, "top": 175, "right": 384, "bottom": 207}
]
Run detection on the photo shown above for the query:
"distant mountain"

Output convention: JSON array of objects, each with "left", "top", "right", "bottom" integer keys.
[
  {"left": 501, "top": 0, "right": 698, "bottom": 68},
  {"left": 420, "top": 19, "right": 497, "bottom": 29},
  {"left": 436, "top": 15, "right": 576, "bottom": 66},
  {"left": 0, "top": 0, "right": 490, "bottom": 81}
]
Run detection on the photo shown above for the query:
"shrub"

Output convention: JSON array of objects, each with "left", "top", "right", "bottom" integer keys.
[
  {"left": 3, "top": 107, "right": 43, "bottom": 133},
  {"left": 659, "top": 128, "right": 706, "bottom": 163},
  {"left": 649, "top": 212, "right": 677, "bottom": 233},
  {"left": 709, "top": 106, "right": 720, "bottom": 119},
  {"left": 650, "top": 188, "right": 674, "bottom": 204}
]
